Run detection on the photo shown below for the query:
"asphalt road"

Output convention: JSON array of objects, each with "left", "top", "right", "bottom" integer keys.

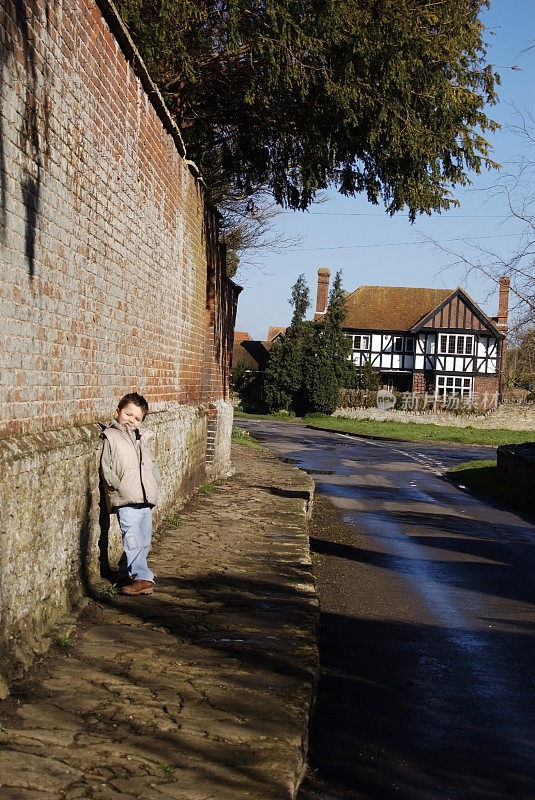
[{"left": 235, "top": 419, "right": 535, "bottom": 800}]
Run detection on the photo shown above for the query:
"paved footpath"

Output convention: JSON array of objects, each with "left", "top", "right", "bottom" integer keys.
[{"left": 0, "top": 443, "right": 319, "bottom": 800}]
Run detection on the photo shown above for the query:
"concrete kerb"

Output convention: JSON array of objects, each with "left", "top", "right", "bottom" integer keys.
[{"left": 0, "top": 442, "right": 319, "bottom": 800}]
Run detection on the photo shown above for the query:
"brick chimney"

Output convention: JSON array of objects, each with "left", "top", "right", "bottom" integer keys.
[
  {"left": 315, "top": 268, "right": 331, "bottom": 316},
  {"left": 496, "top": 276, "right": 510, "bottom": 402},
  {"left": 497, "top": 276, "right": 510, "bottom": 333}
]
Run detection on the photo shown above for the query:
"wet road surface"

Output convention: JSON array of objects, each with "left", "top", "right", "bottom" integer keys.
[{"left": 236, "top": 420, "right": 535, "bottom": 800}]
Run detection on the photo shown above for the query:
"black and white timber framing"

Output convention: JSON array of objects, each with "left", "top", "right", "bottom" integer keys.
[{"left": 344, "top": 287, "right": 504, "bottom": 398}]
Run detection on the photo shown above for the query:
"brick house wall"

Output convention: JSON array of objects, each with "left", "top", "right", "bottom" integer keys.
[{"left": 0, "top": 0, "right": 239, "bottom": 692}]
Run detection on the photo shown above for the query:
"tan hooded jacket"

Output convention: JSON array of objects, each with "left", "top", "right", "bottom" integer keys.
[{"left": 100, "top": 421, "right": 160, "bottom": 511}]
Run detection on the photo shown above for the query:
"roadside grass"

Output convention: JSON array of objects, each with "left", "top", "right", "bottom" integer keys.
[
  {"left": 304, "top": 414, "right": 534, "bottom": 448},
  {"left": 234, "top": 409, "right": 296, "bottom": 421},
  {"left": 448, "top": 460, "right": 535, "bottom": 518},
  {"left": 231, "top": 426, "right": 269, "bottom": 451}
]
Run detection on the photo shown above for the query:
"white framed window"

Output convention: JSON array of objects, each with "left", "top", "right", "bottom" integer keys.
[
  {"left": 391, "top": 336, "right": 414, "bottom": 353},
  {"left": 439, "top": 334, "right": 474, "bottom": 356},
  {"left": 350, "top": 334, "right": 370, "bottom": 350},
  {"left": 435, "top": 375, "right": 473, "bottom": 398}
]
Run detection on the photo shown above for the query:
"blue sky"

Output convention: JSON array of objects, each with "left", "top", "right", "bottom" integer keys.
[{"left": 234, "top": 1, "right": 535, "bottom": 341}]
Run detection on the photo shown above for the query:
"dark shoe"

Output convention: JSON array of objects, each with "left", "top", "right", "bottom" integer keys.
[{"left": 120, "top": 580, "right": 153, "bottom": 596}]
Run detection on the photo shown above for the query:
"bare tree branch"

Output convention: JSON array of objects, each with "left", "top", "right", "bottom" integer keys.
[{"left": 422, "top": 107, "right": 535, "bottom": 328}]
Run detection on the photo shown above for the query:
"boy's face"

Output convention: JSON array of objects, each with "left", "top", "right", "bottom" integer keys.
[{"left": 116, "top": 402, "right": 145, "bottom": 430}]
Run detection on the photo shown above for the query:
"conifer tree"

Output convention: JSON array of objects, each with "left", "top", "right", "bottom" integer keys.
[
  {"left": 301, "top": 324, "right": 340, "bottom": 415},
  {"left": 323, "top": 271, "right": 353, "bottom": 388},
  {"left": 264, "top": 275, "right": 311, "bottom": 412},
  {"left": 264, "top": 271, "right": 353, "bottom": 415},
  {"left": 301, "top": 271, "right": 352, "bottom": 414},
  {"left": 116, "top": 0, "right": 499, "bottom": 216}
]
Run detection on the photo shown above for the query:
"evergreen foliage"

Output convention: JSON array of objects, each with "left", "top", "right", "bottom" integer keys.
[
  {"left": 347, "top": 360, "right": 382, "bottom": 391},
  {"left": 263, "top": 274, "right": 311, "bottom": 412},
  {"left": 264, "top": 271, "right": 352, "bottom": 415},
  {"left": 230, "top": 358, "right": 250, "bottom": 397},
  {"left": 322, "top": 271, "right": 353, "bottom": 388},
  {"left": 115, "top": 0, "right": 499, "bottom": 215},
  {"left": 301, "top": 326, "right": 340, "bottom": 414}
]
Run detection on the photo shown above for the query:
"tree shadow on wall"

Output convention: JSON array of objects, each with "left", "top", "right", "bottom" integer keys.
[
  {"left": 97, "top": 479, "right": 116, "bottom": 583},
  {"left": 9, "top": 0, "right": 46, "bottom": 278},
  {"left": 78, "top": 468, "right": 117, "bottom": 594}
]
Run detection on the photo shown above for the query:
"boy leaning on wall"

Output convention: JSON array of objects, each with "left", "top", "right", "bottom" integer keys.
[{"left": 100, "top": 392, "right": 161, "bottom": 596}]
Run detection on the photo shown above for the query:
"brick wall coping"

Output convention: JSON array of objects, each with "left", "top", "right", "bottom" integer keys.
[
  {"left": 95, "top": 0, "right": 201, "bottom": 181},
  {"left": 0, "top": 409, "right": 191, "bottom": 464},
  {"left": 497, "top": 442, "right": 535, "bottom": 462}
]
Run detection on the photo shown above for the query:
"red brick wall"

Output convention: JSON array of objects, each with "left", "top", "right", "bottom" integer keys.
[
  {"left": 0, "top": 0, "right": 240, "bottom": 689},
  {"left": 0, "top": 0, "right": 237, "bottom": 436},
  {"left": 411, "top": 371, "right": 426, "bottom": 393},
  {"left": 473, "top": 375, "right": 500, "bottom": 404}
]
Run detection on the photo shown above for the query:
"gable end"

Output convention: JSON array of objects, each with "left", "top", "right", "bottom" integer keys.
[{"left": 411, "top": 288, "right": 503, "bottom": 337}]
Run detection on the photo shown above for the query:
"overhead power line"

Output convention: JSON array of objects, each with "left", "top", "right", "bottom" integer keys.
[
  {"left": 293, "top": 211, "right": 505, "bottom": 218},
  {"left": 297, "top": 232, "right": 521, "bottom": 252}
]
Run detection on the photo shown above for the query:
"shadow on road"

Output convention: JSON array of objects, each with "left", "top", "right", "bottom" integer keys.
[{"left": 298, "top": 497, "right": 535, "bottom": 800}]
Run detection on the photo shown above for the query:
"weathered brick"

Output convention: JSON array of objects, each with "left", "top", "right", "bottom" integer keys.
[{"left": 0, "top": 0, "right": 239, "bottom": 694}]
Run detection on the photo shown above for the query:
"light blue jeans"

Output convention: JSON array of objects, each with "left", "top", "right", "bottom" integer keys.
[{"left": 116, "top": 504, "right": 154, "bottom": 582}]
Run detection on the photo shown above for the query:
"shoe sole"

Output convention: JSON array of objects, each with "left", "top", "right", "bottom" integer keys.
[{"left": 120, "top": 587, "right": 154, "bottom": 596}]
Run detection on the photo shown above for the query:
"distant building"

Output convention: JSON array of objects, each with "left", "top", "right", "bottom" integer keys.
[
  {"left": 231, "top": 329, "right": 283, "bottom": 406},
  {"left": 267, "top": 326, "right": 286, "bottom": 342},
  {"left": 315, "top": 269, "right": 509, "bottom": 401},
  {"left": 234, "top": 331, "right": 253, "bottom": 342}
]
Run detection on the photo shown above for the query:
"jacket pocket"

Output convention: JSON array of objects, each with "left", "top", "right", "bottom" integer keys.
[
  {"left": 112, "top": 467, "right": 144, "bottom": 507},
  {"left": 141, "top": 470, "right": 158, "bottom": 506}
]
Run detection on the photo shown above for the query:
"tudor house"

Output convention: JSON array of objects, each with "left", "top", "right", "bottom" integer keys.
[{"left": 314, "top": 268, "right": 510, "bottom": 402}]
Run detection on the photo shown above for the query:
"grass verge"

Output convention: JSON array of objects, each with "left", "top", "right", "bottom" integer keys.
[
  {"left": 448, "top": 459, "right": 535, "bottom": 517},
  {"left": 234, "top": 409, "right": 297, "bottom": 421},
  {"left": 304, "top": 415, "right": 534, "bottom": 447}
]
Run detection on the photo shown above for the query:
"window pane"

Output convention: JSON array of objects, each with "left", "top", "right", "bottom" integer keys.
[
  {"left": 465, "top": 337, "right": 473, "bottom": 354},
  {"left": 456, "top": 337, "right": 464, "bottom": 354},
  {"left": 448, "top": 336, "right": 455, "bottom": 354},
  {"left": 440, "top": 335, "right": 447, "bottom": 352}
]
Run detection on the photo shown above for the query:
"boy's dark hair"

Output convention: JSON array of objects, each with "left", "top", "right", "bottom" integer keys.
[{"left": 117, "top": 392, "right": 149, "bottom": 419}]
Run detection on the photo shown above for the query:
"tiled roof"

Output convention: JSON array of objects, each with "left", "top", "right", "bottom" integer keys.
[
  {"left": 267, "top": 326, "right": 286, "bottom": 341},
  {"left": 234, "top": 331, "right": 253, "bottom": 342},
  {"left": 343, "top": 286, "right": 454, "bottom": 331},
  {"left": 232, "top": 340, "right": 273, "bottom": 370}
]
